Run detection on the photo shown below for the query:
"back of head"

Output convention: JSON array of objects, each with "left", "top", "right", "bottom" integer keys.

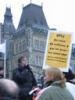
[
  {"left": 45, "top": 68, "right": 66, "bottom": 87},
  {"left": 0, "top": 79, "right": 19, "bottom": 100}
]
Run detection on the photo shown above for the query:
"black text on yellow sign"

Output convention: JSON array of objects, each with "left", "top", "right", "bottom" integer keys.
[{"left": 45, "top": 32, "right": 71, "bottom": 68}]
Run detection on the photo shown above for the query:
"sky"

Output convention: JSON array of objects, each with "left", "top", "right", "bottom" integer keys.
[{"left": 0, "top": 0, "right": 75, "bottom": 43}]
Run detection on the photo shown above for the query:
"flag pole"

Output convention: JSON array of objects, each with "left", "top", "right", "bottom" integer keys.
[{"left": 4, "top": 40, "right": 6, "bottom": 78}]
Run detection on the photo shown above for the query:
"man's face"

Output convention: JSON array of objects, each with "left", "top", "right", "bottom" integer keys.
[{"left": 21, "top": 57, "right": 27, "bottom": 67}]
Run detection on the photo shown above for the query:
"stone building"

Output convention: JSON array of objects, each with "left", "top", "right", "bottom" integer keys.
[{"left": 0, "top": 3, "right": 49, "bottom": 79}]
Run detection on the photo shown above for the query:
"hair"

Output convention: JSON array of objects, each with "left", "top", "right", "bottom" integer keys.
[
  {"left": 0, "top": 79, "right": 19, "bottom": 100},
  {"left": 18, "top": 56, "right": 25, "bottom": 64},
  {"left": 45, "top": 68, "right": 66, "bottom": 87}
]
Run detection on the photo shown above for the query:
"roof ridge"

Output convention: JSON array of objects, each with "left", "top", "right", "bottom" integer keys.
[{"left": 23, "top": 3, "right": 42, "bottom": 9}]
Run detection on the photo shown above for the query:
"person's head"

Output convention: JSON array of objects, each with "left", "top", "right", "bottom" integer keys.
[
  {"left": 18, "top": 56, "right": 27, "bottom": 67},
  {"left": 44, "top": 67, "right": 66, "bottom": 87},
  {"left": 63, "top": 69, "right": 75, "bottom": 82},
  {"left": 0, "top": 79, "right": 19, "bottom": 100}
]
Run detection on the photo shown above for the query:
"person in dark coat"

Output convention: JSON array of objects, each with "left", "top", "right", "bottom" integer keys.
[{"left": 12, "top": 56, "right": 37, "bottom": 100}]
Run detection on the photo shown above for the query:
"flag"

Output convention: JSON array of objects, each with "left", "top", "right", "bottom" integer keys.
[{"left": 0, "top": 42, "right": 6, "bottom": 54}]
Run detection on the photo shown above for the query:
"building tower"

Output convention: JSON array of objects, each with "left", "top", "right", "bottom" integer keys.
[
  {"left": 3, "top": 7, "right": 15, "bottom": 77},
  {"left": 4, "top": 7, "right": 15, "bottom": 39}
]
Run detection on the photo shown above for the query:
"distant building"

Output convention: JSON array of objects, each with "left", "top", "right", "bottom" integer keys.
[
  {"left": 0, "top": 7, "right": 15, "bottom": 77},
  {"left": 0, "top": 3, "right": 49, "bottom": 78}
]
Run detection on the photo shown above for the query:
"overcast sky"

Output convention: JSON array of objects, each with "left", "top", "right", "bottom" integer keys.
[{"left": 0, "top": 0, "right": 75, "bottom": 42}]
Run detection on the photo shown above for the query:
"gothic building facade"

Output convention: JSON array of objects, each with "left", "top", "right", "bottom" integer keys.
[{"left": 0, "top": 3, "right": 49, "bottom": 79}]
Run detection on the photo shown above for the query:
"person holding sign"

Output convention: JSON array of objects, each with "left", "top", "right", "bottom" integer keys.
[{"left": 36, "top": 68, "right": 74, "bottom": 100}]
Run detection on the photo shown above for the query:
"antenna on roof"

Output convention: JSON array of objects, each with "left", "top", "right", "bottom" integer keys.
[
  {"left": 30, "top": 0, "right": 32, "bottom": 4},
  {"left": 41, "top": 2, "right": 43, "bottom": 8},
  {"left": 22, "top": 4, "right": 24, "bottom": 8},
  {"left": 6, "top": 4, "right": 7, "bottom": 8},
  {"left": 6, "top": 3, "right": 11, "bottom": 8}
]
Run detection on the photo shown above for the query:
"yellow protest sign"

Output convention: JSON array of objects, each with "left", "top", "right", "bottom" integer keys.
[{"left": 44, "top": 32, "right": 71, "bottom": 69}]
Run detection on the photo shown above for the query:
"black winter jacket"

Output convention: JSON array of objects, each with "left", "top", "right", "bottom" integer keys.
[{"left": 12, "top": 65, "right": 37, "bottom": 95}]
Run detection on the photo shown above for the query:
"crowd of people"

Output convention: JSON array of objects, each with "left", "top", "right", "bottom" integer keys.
[{"left": 0, "top": 56, "right": 75, "bottom": 100}]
